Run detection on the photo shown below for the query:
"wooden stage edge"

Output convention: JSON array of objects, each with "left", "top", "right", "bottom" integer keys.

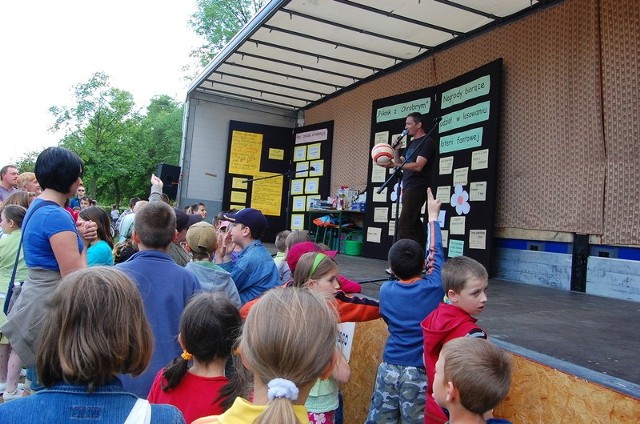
[
  {"left": 491, "top": 339, "right": 640, "bottom": 400},
  {"left": 342, "top": 320, "right": 640, "bottom": 424}
]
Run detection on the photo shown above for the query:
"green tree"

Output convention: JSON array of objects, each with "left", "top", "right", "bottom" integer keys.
[
  {"left": 49, "top": 73, "right": 183, "bottom": 208},
  {"left": 124, "top": 95, "right": 183, "bottom": 201},
  {"left": 189, "top": 0, "right": 266, "bottom": 66},
  {"left": 50, "top": 72, "right": 139, "bottom": 206},
  {"left": 14, "top": 150, "right": 40, "bottom": 173}
]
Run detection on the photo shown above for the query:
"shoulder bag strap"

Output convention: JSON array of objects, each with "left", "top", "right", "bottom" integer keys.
[
  {"left": 9, "top": 200, "right": 59, "bottom": 286},
  {"left": 123, "top": 398, "right": 152, "bottom": 424}
]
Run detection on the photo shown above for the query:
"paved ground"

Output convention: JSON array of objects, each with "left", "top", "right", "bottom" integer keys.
[{"left": 266, "top": 244, "right": 640, "bottom": 390}]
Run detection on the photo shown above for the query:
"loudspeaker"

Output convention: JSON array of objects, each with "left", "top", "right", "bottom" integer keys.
[{"left": 156, "top": 163, "right": 181, "bottom": 200}]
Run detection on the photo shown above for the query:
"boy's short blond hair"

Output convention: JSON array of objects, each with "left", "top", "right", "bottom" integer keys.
[
  {"left": 285, "top": 229, "right": 310, "bottom": 250},
  {"left": 442, "top": 256, "right": 487, "bottom": 293},
  {"left": 275, "top": 230, "right": 291, "bottom": 252},
  {"left": 441, "top": 338, "right": 512, "bottom": 414}
]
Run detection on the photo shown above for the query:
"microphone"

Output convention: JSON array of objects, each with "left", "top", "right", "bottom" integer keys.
[
  {"left": 392, "top": 129, "right": 408, "bottom": 148},
  {"left": 433, "top": 116, "right": 442, "bottom": 122}
]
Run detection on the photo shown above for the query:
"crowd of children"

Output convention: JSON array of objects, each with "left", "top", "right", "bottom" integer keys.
[{"left": 0, "top": 149, "right": 515, "bottom": 424}]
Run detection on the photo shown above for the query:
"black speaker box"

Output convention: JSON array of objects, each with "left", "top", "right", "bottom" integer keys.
[{"left": 156, "top": 163, "right": 181, "bottom": 200}]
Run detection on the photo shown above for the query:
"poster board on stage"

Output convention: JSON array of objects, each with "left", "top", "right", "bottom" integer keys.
[
  {"left": 290, "top": 121, "right": 334, "bottom": 229},
  {"left": 364, "top": 59, "right": 503, "bottom": 271},
  {"left": 223, "top": 121, "right": 293, "bottom": 241}
]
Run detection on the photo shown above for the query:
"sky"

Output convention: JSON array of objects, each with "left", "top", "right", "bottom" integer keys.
[{"left": 0, "top": 0, "right": 203, "bottom": 164}]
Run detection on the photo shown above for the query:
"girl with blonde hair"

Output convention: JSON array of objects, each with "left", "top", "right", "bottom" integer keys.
[{"left": 194, "top": 287, "right": 339, "bottom": 424}]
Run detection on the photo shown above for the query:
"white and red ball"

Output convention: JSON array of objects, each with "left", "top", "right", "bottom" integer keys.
[{"left": 371, "top": 143, "right": 394, "bottom": 166}]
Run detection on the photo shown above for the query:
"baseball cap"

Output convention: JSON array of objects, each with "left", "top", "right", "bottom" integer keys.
[
  {"left": 174, "top": 208, "right": 203, "bottom": 232},
  {"left": 286, "top": 241, "right": 337, "bottom": 272},
  {"left": 186, "top": 221, "right": 217, "bottom": 255},
  {"left": 223, "top": 208, "right": 268, "bottom": 239}
]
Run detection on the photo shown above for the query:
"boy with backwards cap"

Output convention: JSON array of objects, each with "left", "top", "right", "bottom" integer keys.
[
  {"left": 185, "top": 221, "right": 240, "bottom": 307},
  {"left": 214, "top": 208, "right": 280, "bottom": 305}
]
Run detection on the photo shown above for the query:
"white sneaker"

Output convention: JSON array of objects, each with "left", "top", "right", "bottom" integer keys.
[{"left": 2, "top": 388, "right": 26, "bottom": 401}]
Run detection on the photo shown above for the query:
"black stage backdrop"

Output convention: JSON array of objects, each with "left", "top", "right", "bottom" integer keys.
[{"left": 363, "top": 59, "right": 503, "bottom": 271}]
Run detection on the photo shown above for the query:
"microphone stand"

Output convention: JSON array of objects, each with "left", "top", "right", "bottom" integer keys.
[
  {"left": 377, "top": 118, "right": 441, "bottom": 243},
  {"left": 243, "top": 168, "right": 311, "bottom": 229}
]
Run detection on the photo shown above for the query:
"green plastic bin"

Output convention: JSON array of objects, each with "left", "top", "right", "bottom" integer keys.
[{"left": 344, "top": 231, "right": 363, "bottom": 256}]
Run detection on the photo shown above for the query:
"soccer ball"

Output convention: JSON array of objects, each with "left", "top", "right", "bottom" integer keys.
[{"left": 371, "top": 143, "right": 394, "bottom": 166}]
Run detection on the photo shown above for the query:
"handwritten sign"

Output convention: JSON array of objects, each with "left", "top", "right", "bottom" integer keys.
[
  {"left": 367, "top": 227, "right": 382, "bottom": 243},
  {"left": 448, "top": 239, "right": 464, "bottom": 257},
  {"left": 453, "top": 167, "right": 469, "bottom": 187},
  {"left": 268, "top": 148, "right": 284, "bottom": 160},
  {"left": 229, "top": 131, "right": 262, "bottom": 174},
  {"left": 251, "top": 172, "right": 283, "bottom": 216},
  {"left": 471, "top": 149, "right": 489, "bottom": 170},
  {"left": 469, "top": 229, "right": 487, "bottom": 249},
  {"left": 450, "top": 216, "right": 466, "bottom": 235},
  {"left": 436, "top": 186, "right": 451, "bottom": 204},
  {"left": 470, "top": 181, "right": 487, "bottom": 201},
  {"left": 439, "top": 156, "right": 454, "bottom": 175},
  {"left": 374, "top": 207, "right": 388, "bottom": 223}
]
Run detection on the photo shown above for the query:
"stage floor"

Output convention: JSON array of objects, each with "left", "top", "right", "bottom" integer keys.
[{"left": 317, "top": 249, "right": 640, "bottom": 389}]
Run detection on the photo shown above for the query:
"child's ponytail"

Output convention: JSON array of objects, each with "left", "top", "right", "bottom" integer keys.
[
  {"left": 255, "top": 378, "right": 300, "bottom": 424},
  {"left": 241, "top": 288, "right": 338, "bottom": 424},
  {"left": 161, "top": 293, "right": 242, "bottom": 392},
  {"left": 161, "top": 351, "right": 190, "bottom": 391}
]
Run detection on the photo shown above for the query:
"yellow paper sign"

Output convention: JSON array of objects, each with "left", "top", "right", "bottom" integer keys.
[
  {"left": 232, "top": 177, "right": 247, "bottom": 190},
  {"left": 251, "top": 172, "right": 283, "bottom": 216},
  {"left": 268, "top": 148, "right": 285, "bottom": 160},
  {"left": 229, "top": 131, "right": 262, "bottom": 174},
  {"left": 230, "top": 191, "right": 247, "bottom": 204}
]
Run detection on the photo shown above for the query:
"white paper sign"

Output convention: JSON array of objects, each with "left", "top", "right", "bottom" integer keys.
[
  {"left": 469, "top": 181, "right": 487, "bottom": 201},
  {"left": 374, "top": 207, "right": 388, "bottom": 223},
  {"left": 371, "top": 165, "right": 387, "bottom": 183},
  {"left": 436, "top": 186, "right": 451, "bottom": 204},
  {"left": 469, "top": 229, "right": 487, "bottom": 249},
  {"left": 337, "top": 322, "right": 356, "bottom": 362},
  {"left": 372, "top": 187, "right": 387, "bottom": 203},
  {"left": 453, "top": 167, "right": 469, "bottom": 187},
  {"left": 439, "top": 156, "right": 454, "bottom": 175},
  {"left": 471, "top": 149, "right": 489, "bottom": 170},
  {"left": 449, "top": 216, "right": 466, "bottom": 235},
  {"left": 374, "top": 131, "right": 390, "bottom": 144},
  {"left": 366, "top": 227, "right": 382, "bottom": 243}
]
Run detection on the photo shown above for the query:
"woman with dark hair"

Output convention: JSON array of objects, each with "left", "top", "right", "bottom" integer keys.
[
  {"left": 0, "top": 147, "right": 96, "bottom": 400},
  {"left": 78, "top": 206, "right": 114, "bottom": 266},
  {"left": 0, "top": 267, "right": 185, "bottom": 422}
]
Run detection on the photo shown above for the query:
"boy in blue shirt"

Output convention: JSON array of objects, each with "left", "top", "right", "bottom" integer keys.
[
  {"left": 366, "top": 188, "right": 444, "bottom": 424},
  {"left": 116, "top": 201, "right": 201, "bottom": 397}
]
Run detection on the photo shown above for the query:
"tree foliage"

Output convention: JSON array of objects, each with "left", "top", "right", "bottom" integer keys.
[
  {"left": 49, "top": 73, "right": 183, "bottom": 207},
  {"left": 189, "top": 0, "right": 266, "bottom": 66}
]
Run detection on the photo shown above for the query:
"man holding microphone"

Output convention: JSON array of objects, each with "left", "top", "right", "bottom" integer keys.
[{"left": 384, "top": 112, "right": 437, "bottom": 247}]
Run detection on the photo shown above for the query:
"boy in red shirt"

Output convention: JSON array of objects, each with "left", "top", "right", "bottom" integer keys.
[{"left": 421, "top": 256, "right": 489, "bottom": 423}]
